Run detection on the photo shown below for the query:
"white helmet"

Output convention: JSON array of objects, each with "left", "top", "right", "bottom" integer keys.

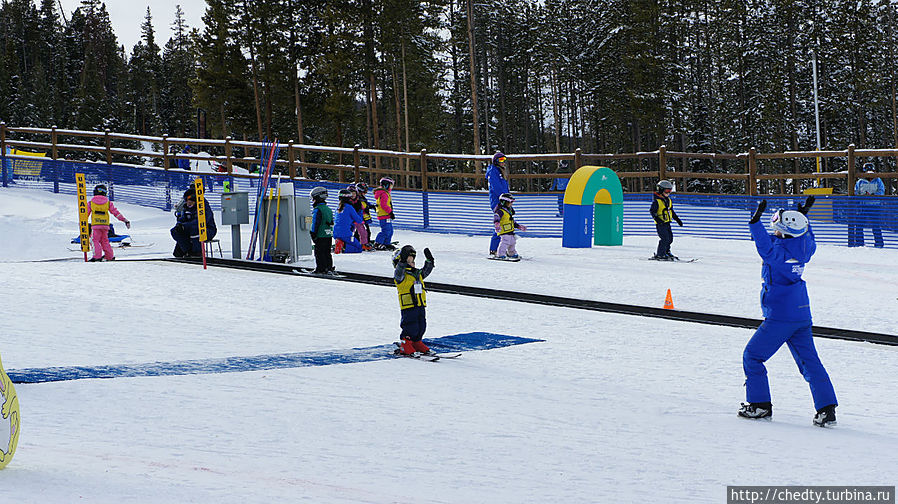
[{"left": 770, "top": 209, "right": 808, "bottom": 238}]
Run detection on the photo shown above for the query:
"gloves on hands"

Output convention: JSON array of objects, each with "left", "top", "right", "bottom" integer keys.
[
  {"left": 749, "top": 200, "right": 768, "bottom": 224},
  {"left": 389, "top": 212, "right": 395, "bottom": 220},
  {"left": 797, "top": 195, "right": 815, "bottom": 215},
  {"left": 125, "top": 220, "right": 131, "bottom": 229},
  {"left": 518, "top": 225, "right": 528, "bottom": 231},
  {"left": 423, "top": 247, "right": 434, "bottom": 265}
]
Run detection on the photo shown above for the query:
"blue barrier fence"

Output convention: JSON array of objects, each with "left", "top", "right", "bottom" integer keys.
[{"left": 2, "top": 156, "right": 896, "bottom": 249}]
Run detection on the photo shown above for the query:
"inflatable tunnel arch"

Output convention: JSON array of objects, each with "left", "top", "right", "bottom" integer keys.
[{"left": 562, "top": 166, "right": 623, "bottom": 248}]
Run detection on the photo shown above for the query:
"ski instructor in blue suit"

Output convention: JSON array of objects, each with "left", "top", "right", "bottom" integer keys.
[
  {"left": 738, "top": 195, "right": 838, "bottom": 427},
  {"left": 486, "top": 151, "right": 510, "bottom": 256}
]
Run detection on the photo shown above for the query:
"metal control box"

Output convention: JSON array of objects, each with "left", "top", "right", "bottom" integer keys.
[{"left": 221, "top": 192, "right": 249, "bottom": 225}]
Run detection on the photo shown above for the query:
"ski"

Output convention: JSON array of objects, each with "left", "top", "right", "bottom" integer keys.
[
  {"left": 292, "top": 268, "right": 346, "bottom": 278},
  {"left": 393, "top": 352, "right": 440, "bottom": 362},
  {"left": 487, "top": 256, "right": 522, "bottom": 262},
  {"left": 68, "top": 242, "right": 155, "bottom": 252},
  {"left": 646, "top": 257, "right": 699, "bottom": 263}
]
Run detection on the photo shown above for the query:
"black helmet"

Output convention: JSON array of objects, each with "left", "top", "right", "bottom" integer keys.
[
  {"left": 657, "top": 180, "right": 673, "bottom": 193},
  {"left": 392, "top": 244, "right": 416, "bottom": 266},
  {"left": 93, "top": 184, "right": 108, "bottom": 196},
  {"left": 338, "top": 188, "right": 353, "bottom": 200},
  {"left": 499, "top": 192, "right": 515, "bottom": 205},
  {"left": 310, "top": 186, "right": 328, "bottom": 201},
  {"left": 355, "top": 181, "right": 369, "bottom": 193}
]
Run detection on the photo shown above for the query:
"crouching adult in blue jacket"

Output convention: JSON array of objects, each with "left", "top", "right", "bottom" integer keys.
[
  {"left": 738, "top": 196, "right": 837, "bottom": 427},
  {"left": 171, "top": 187, "right": 217, "bottom": 257}
]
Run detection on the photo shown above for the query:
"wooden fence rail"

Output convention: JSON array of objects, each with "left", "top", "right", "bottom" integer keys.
[{"left": 1, "top": 123, "right": 896, "bottom": 196}]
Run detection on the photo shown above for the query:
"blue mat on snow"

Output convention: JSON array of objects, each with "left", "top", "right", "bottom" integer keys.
[{"left": 8, "top": 332, "right": 544, "bottom": 384}]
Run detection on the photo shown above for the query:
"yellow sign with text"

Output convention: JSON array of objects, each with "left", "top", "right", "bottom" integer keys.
[
  {"left": 195, "top": 178, "right": 208, "bottom": 242},
  {"left": 0, "top": 352, "right": 21, "bottom": 469},
  {"left": 75, "top": 173, "right": 91, "bottom": 253}
]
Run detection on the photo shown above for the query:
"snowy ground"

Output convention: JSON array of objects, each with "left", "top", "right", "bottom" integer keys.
[{"left": 1, "top": 187, "right": 896, "bottom": 503}]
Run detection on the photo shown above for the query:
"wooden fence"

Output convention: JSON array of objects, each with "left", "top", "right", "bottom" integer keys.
[{"left": 2, "top": 123, "right": 896, "bottom": 196}]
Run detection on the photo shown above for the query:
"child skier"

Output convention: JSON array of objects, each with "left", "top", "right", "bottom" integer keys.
[
  {"left": 333, "top": 188, "right": 365, "bottom": 254},
  {"left": 393, "top": 245, "right": 436, "bottom": 356},
  {"left": 355, "top": 182, "right": 373, "bottom": 241},
  {"left": 493, "top": 192, "right": 527, "bottom": 261},
  {"left": 649, "top": 179, "right": 683, "bottom": 260},
  {"left": 309, "top": 186, "right": 334, "bottom": 274},
  {"left": 347, "top": 184, "right": 372, "bottom": 251},
  {"left": 87, "top": 184, "right": 130, "bottom": 262},
  {"left": 373, "top": 177, "right": 396, "bottom": 250},
  {"left": 739, "top": 196, "right": 838, "bottom": 427}
]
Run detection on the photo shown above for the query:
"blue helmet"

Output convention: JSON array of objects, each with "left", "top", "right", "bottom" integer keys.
[{"left": 770, "top": 209, "right": 808, "bottom": 238}]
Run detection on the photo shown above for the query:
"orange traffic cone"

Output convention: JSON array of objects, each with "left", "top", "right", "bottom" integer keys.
[{"left": 663, "top": 289, "right": 675, "bottom": 310}]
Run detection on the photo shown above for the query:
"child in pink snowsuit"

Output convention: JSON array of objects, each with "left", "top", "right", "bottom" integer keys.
[{"left": 87, "top": 184, "right": 130, "bottom": 261}]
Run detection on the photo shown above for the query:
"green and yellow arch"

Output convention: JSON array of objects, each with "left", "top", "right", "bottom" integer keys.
[{"left": 562, "top": 166, "right": 623, "bottom": 247}]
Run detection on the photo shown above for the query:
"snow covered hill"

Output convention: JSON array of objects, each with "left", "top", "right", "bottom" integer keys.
[{"left": 0, "top": 187, "right": 896, "bottom": 503}]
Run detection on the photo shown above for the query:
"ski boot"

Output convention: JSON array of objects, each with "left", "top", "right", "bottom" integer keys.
[
  {"left": 665, "top": 252, "right": 679, "bottom": 261},
  {"left": 334, "top": 239, "right": 345, "bottom": 254},
  {"left": 812, "top": 404, "right": 837, "bottom": 427},
  {"left": 737, "top": 402, "right": 772, "bottom": 420}
]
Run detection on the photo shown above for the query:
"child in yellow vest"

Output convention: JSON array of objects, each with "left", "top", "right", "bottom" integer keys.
[
  {"left": 493, "top": 193, "right": 527, "bottom": 261},
  {"left": 87, "top": 184, "right": 130, "bottom": 261},
  {"left": 393, "top": 245, "right": 436, "bottom": 355}
]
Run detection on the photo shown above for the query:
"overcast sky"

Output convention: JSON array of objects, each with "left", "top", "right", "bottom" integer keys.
[{"left": 57, "top": 1, "right": 207, "bottom": 54}]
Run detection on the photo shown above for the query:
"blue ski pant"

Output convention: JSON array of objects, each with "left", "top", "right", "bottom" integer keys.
[
  {"left": 743, "top": 319, "right": 837, "bottom": 410},
  {"left": 375, "top": 219, "right": 393, "bottom": 245},
  {"left": 655, "top": 222, "right": 673, "bottom": 257},
  {"left": 490, "top": 232, "right": 500, "bottom": 253},
  {"left": 400, "top": 306, "right": 427, "bottom": 342}
]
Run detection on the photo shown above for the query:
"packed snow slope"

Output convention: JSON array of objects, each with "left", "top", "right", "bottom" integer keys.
[{"left": 0, "top": 187, "right": 896, "bottom": 503}]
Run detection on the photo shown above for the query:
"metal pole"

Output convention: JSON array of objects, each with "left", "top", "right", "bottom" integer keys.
[{"left": 812, "top": 50, "right": 822, "bottom": 186}]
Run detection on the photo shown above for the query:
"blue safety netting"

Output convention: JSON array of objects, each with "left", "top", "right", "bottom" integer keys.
[{"left": 2, "top": 156, "right": 896, "bottom": 249}]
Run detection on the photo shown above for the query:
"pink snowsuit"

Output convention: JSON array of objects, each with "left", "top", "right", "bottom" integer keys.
[{"left": 87, "top": 195, "right": 128, "bottom": 260}]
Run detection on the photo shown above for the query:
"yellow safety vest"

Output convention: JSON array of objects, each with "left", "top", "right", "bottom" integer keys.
[
  {"left": 376, "top": 190, "right": 392, "bottom": 218},
  {"left": 91, "top": 201, "right": 110, "bottom": 226},
  {"left": 395, "top": 269, "right": 427, "bottom": 309},
  {"left": 654, "top": 195, "right": 672, "bottom": 224},
  {"left": 497, "top": 208, "right": 515, "bottom": 235}
]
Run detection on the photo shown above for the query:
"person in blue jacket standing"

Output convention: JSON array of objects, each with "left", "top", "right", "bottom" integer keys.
[
  {"left": 739, "top": 196, "right": 838, "bottom": 427},
  {"left": 333, "top": 188, "right": 364, "bottom": 254},
  {"left": 486, "top": 151, "right": 510, "bottom": 256},
  {"left": 848, "top": 162, "right": 886, "bottom": 248}
]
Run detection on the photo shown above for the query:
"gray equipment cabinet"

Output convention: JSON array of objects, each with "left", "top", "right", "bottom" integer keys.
[
  {"left": 221, "top": 192, "right": 249, "bottom": 259},
  {"left": 258, "top": 183, "right": 313, "bottom": 262}
]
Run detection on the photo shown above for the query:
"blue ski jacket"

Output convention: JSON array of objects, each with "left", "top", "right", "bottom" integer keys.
[
  {"left": 486, "top": 163, "right": 509, "bottom": 210},
  {"left": 749, "top": 220, "right": 816, "bottom": 322},
  {"left": 333, "top": 204, "right": 363, "bottom": 239}
]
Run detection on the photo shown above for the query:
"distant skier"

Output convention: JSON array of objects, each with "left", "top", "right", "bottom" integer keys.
[
  {"left": 309, "top": 186, "right": 334, "bottom": 274},
  {"left": 393, "top": 245, "right": 436, "bottom": 356},
  {"left": 493, "top": 192, "right": 527, "bottom": 261},
  {"left": 373, "top": 177, "right": 396, "bottom": 250},
  {"left": 87, "top": 184, "right": 130, "bottom": 262},
  {"left": 486, "top": 151, "right": 510, "bottom": 256},
  {"left": 848, "top": 162, "right": 885, "bottom": 248},
  {"left": 171, "top": 187, "right": 217, "bottom": 257},
  {"left": 649, "top": 180, "right": 683, "bottom": 260},
  {"left": 739, "top": 196, "right": 838, "bottom": 427},
  {"left": 333, "top": 188, "right": 364, "bottom": 254},
  {"left": 354, "top": 182, "right": 374, "bottom": 248},
  {"left": 347, "top": 184, "right": 372, "bottom": 250}
]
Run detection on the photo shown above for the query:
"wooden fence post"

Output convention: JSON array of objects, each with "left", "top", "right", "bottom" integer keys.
[
  {"left": 162, "top": 134, "right": 170, "bottom": 170},
  {"left": 104, "top": 129, "right": 112, "bottom": 165},
  {"left": 225, "top": 136, "right": 233, "bottom": 175},
  {"left": 847, "top": 144, "right": 856, "bottom": 196},
  {"left": 574, "top": 148, "right": 582, "bottom": 169},
  {"left": 51, "top": 126, "right": 58, "bottom": 160},
  {"left": 287, "top": 141, "right": 296, "bottom": 179},
  {"left": 353, "top": 144, "right": 360, "bottom": 183},
  {"left": 748, "top": 147, "right": 758, "bottom": 196},
  {"left": 658, "top": 144, "right": 667, "bottom": 181},
  {"left": 420, "top": 149, "right": 428, "bottom": 191}
]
